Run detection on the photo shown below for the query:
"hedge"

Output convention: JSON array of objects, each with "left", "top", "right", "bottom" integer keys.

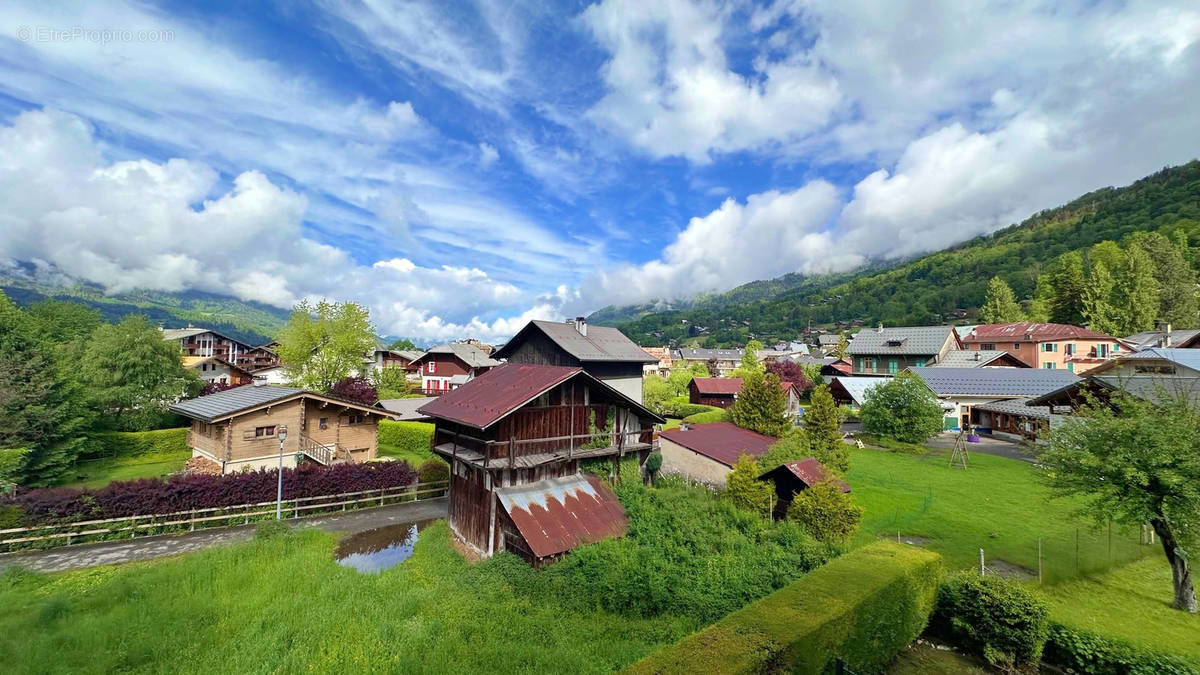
[
  {"left": 2, "top": 461, "right": 418, "bottom": 526},
  {"left": 83, "top": 428, "right": 190, "bottom": 460},
  {"left": 930, "top": 571, "right": 1049, "bottom": 667},
  {"left": 378, "top": 421, "right": 434, "bottom": 456},
  {"left": 625, "top": 542, "right": 942, "bottom": 674},
  {"left": 682, "top": 409, "right": 730, "bottom": 425},
  {"left": 1044, "top": 623, "right": 1200, "bottom": 675}
]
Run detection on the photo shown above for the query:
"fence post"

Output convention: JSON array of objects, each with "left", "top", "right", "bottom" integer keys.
[
  {"left": 1075, "top": 528, "right": 1079, "bottom": 575},
  {"left": 1038, "top": 538, "right": 1043, "bottom": 584},
  {"left": 979, "top": 548, "right": 985, "bottom": 575},
  {"left": 380, "top": 487, "right": 385, "bottom": 507},
  {"left": 190, "top": 509, "right": 196, "bottom": 532}
]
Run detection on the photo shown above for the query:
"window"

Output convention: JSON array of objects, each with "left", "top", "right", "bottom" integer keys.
[
  {"left": 428, "top": 361, "right": 437, "bottom": 374},
  {"left": 1042, "top": 343, "right": 1058, "bottom": 352},
  {"left": 319, "top": 417, "right": 328, "bottom": 430},
  {"left": 1112, "top": 343, "right": 1120, "bottom": 353},
  {"left": 1043, "top": 362, "right": 1057, "bottom": 370},
  {"left": 981, "top": 343, "right": 996, "bottom": 351},
  {"left": 1065, "top": 343, "right": 1075, "bottom": 356},
  {"left": 1097, "top": 344, "right": 1109, "bottom": 358},
  {"left": 1067, "top": 363, "right": 1074, "bottom": 373},
  {"left": 347, "top": 414, "right": 365, "bottom": 425},
  {"left": 254, "top": 426, "right": 276, "bottom": 437},
  {"left": 1013, "top": 343, "right": 1021, "bottom": 350},
  {"left": 888, "top": 359, "right": 899, "bottom": 374}
]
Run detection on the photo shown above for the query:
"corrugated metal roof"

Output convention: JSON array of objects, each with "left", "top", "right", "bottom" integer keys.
[
  {"left": 846, "top": 326, "right": 956, "bottom": 356},
  {"left": 912, "top": 368, "right": 1079, "bottom": 397},
  {"left": 659, "top": 422, "right": 776, "bottom": 467},
  {"left": 495, "top": 320, "right": 656, "bottom": 363},
  {"left": 496, "top": 473, "right": 628, "bottom": 559},
  {"left": 964, "top": 322, "right": 1118, "bottom": 342},
  {"left": 972, "top": 397, "right": 1060, "bottom": 421},
  {"left": 759, "top": 458, "right": 850, "bottom": 492},
  {"left": 931, "top": 350, "right": 1029, "bottom": 368},
  {"left": 829, "top": 376, "right": 889, "bottom": 405},
  {"left": 169, "top": 385, "right": 305, "bottom": 422},
  {"left": 691, "top": 377, "right": 744, "bottom": 395}
]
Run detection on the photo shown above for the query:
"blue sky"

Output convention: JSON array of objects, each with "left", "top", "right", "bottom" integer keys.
[{"left": 1, "top": 1, "right": 1198, "bottom": 341}]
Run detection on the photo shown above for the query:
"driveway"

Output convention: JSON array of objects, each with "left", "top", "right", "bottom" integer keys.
[
  {"left": 923, "top": 433, "right": 1038, "bottom": 463},
  {"left": 0, "top": 498, "right": 448, "bottom": 573}
]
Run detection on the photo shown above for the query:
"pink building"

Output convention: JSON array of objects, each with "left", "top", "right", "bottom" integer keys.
[{"left": 961, "top": 322, "right": 1132, "bottom": 375}]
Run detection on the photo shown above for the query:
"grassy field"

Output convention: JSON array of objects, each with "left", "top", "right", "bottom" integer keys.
[
  {"left": 56, "top": 449, "right": 192, "bottom": 489},
  {"left": 1042, "top": 556, "right": 1200, "bottom": 661},
  {"left": 845, "top": 445, "right": 1154, "bottom": 583},
  {"left": 376, "top": 445, "right": 434, "bottom": 467}
]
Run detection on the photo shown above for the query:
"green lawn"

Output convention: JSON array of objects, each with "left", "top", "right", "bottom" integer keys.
[
  {"left": 376, "top": 444, "right": 434, "bottom": 468},
  {"left": 887, "top": 641, "right": 988, "bottom": 674},
  {"left": 846, "top": 445, "right": 1154, "bottom": 583},
  {"left": 1042, "top": 556, "right": 1200, "bottom": 662},
  {"left": 662, "top": 417, "right": 682, "bottom": 430},
  {"left": 56, "top": 449, "right": 192, "bottom": 490}
]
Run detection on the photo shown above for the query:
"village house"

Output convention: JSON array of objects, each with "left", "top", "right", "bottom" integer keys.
[
  {"left": 182, "top": 356, "right": 255, "bottom": 387},
  {"left": 657, "top": 422, "right": 776, "bottom": 487},
  {"left": 961, "top": 322, "right": 1132, "bottom": 374},
  {"left": 362, "top": 343, "right": 423, "bottom": 377},
  {"left": 161, "top": 326, "right": 272, "bottom": 369},
  {"left": 969, "top": 399, "right": 1064, "bottom": 444},
  {"left": 1123, "top": 324, "right": 1200, "bottom": 351},
  {"left": 1029, "top": 347, "right": 1200, "bottom": 412},
  {"left": 815, "top": 333, "right": 844, "bottom": 356},
  {"left": 827, "top": 376, "right": 889, "bottom": 410},
  {"left": 758, "top": 459, "right": 850, "bottom": 520},
  {"left": 671, "top": 347, "right": 744, "bottom": 376},
  {"left": 410, "top": 342, "right": 500, "bottom": 395},
  {"left": 687, "top": 377, "right": 804, "bottom": 416},
  {"left": 250, "top": 364, "right": 290, "bottom": 385},
  {"left": 170, "top": 384, "right": 394, "bottom": 474},
  {"left": 792, "top": 354, "right": 852, "bottom": 377},
  {"left": 640, "top": 346, "right": 673, "bottom": 377},
  {"left": 930, "top": 349, "right": 1031, "bottom": 368},
  {"left": 492, "top": 318, "right": 657, "bottom": 402},
  {"left": 908, "top": 367, "right": 1080, "bottom": 432},
  {"left": 845, "top": 325, "right": 960, "bottom": 375},
  {"left": 417, "top": 363, "right": 663, "bottom": 566}
]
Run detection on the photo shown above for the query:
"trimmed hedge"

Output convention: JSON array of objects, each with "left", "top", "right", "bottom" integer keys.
[
  {"left": 683, "top": 409, "right": 730, "bottom": 425},
  {"left": 83, "top": 428, "right": 189, "bottom": 460},
  {"left": 626, "top": 542, "right": 942, "bottom": 674},
  {"left": 378, "top": 421, "right": 434, "bottom": 456},
  {"left": 3, "top": 461, "right": 418, "bottom": 525},
  {"left": 663, "top": 399, "right": 721, "bottom": 419},
  {"left": 1044, "top": 623, "right": 1200, "bottom": 675},
  {"left": 930, "top": 571, "right": 1049, "bottom": 667}
]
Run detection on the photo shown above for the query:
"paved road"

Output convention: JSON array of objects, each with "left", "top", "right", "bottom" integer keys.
[
  {"left": 0, "top": 498, "right": 448, "bottom": 573},
  {"left": 923, "top": 433, "right": 1038, "bottom": 463}
]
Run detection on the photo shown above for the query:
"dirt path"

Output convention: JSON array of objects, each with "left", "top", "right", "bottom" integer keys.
[{"left": 0, "top": 498, "right": 448, "bottom": 573}]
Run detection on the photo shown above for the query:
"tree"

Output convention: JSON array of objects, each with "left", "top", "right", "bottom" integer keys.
[
  {"left": 1026, "top": 273, "right": 1054, "bottom": 323},
  {"left": 1049, "top": 252, "right": 1087, "bottom": 326},
  {"left": 728, "top": 371, "right": 790, "bottom": 437},
  {"left": 980, "top": 276, "right": 1023, "bottom": 324},
  {"left": 80, "top": 315, "right": 202, "bottom": 431},
  {"left": 832, "top": 334, "right": 849, "bottom": 360},
  {"left": 705, "top": 357, "right": 721, "bottom": 377},
  {"left": 1133, "top": 232, "right": 1197, "bottom": 328},
  {"left": 642, "top": 374, "right": 673, "bottom": 414},
  {"left": 765, "top": 359, "right": 811, "bottom": 391},
  {"left": 1081, "top": 261, "right": 1120, "bottom": 335},
  {"left": 388, "top": 338, "right": 418, "bottom": 351},
  {"left": 804, "top": 384, "right": 848, "bottom": 472},
  {"left": 1039, "top": 393, "right": 1199, "bottom": 612},
  {"left": 799, "top": 362, "right": 824, "bottom": 389},
  {"left": 1114, "top": 245, "right": 1160, "bottom": 334},
  {"left": 741, "top": 340, "right": 764, "bottom": 372},
  {"left": 277, "top": 300, "right": 375, "bottom": 393},
  {"left": 644, "top": 451, "right": 663, "bottom": 485},
  {"left": 786, "top": 480, "right": 863, "bottom": 544},
  {"left": 372, "top": 365, "right": 411, "bottom": 399},
  {"left": 758, "top": 428, "right": 810, "bottom": 473},
  {"left": 27, "top": 300, "right": 102, "bottom": 344},
  {"left": 331, "top": 376, "right": 378, "bottom": 406},
  {"left": 725, "top": 453, "right": 772, "bottom": 517},
  {"left": 859, "top": 373, "right": 944, "bottom": 443}
]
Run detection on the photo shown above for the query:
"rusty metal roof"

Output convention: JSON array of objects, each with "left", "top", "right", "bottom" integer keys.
[
  {"left": 690, "top": 377, "right": 744, "bottom": 395},
  {"left": 964, "top": 322, "right": 1119, "bottom": 342},
  {"left": 659, "top": 422, "right": 777, "bottom": 467},
  {"left": 496, "top": 473, "right": 628, "bottom": 558},
  {"left": 759, "top": 458, "right": 850, "bottom": 492},
  {"left": 416, "top": 362, "right": 663, "bottom": 430}
]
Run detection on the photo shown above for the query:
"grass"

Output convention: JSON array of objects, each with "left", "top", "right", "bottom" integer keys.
[
  {"left": 376, "top": 444, "right": 433, "bottom": 468},
  {"left": 886, "top": 641, "right": 989, "bottom": 674},
  {"left": 56, "top": 449, "right": 192, "bottom": 489},
  {"left": 1041, "top": 556, "right": 1200, "bottom": 661},
  {"left": 662, "top": 417, "right": 682, "bottom": 430},
  {"left": 845, "top": 444, "right": 1154, "bottom": 583}
]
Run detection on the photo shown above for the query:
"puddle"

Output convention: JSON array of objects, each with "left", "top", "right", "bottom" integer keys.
[{"left": 335, "top": 519, "right": 438, "bottom": 573}]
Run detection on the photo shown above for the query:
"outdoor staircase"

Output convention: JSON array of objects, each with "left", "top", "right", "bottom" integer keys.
[{"left": 298, "top": 433, "right": 352, "bottom": 466}]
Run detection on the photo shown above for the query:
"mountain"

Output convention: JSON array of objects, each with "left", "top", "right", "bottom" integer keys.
[
  {"left": 0, "top": 261, "right": 289, "bottom": 345},
  {"left": 595, "top": 161, "right": 1200, "bottom": 346}
]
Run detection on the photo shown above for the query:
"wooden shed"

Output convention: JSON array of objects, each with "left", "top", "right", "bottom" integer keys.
[{"left": 758, "top": 458, "right": 850, "bottom": 521}]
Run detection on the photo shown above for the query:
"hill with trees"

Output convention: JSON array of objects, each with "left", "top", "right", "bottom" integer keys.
[{"left": 597, "top": 161, "right": 1200, "bottom": 346}]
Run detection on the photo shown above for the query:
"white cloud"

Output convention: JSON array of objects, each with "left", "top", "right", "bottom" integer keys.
[{"left": 478, "top": 142, "right": 499, "bottom": 168}]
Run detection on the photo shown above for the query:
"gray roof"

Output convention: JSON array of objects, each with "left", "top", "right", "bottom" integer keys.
[
  {"left": 170, "top": 385, "right": 305, "bottom": 422},
  {"left": 790, "top": 355, "right": 839, "bottom": 366},
  {"left": 817, "top": 334, "right": 843, "bottom": 346},
  {"left": 847, "top": 326, "right": 956, "bottom": 356},
  {"left": 420, "top": 343, "right": 501, "bottom": 368},
  {"left": 495, "top": 320, "right": 655, "bottom": 363},
  {"left": 830, "top": 376, "right": 889, "bottom": 405},
  {"left": 931, "top": 350, "right": 1025, "bottom": 368},
  {"left": 1117, "top": 348, "right": 1200, "bottom": 373},
  {"left": 1094, "top": 375, "right": 1200, "bottom": 406},
  {"left": 161, "top": 327, "right": 210, "bottom": 341},
  {"left": 972, "top": 397, "right": 1060, "bottom": 421},
  {"left": 376, "top": 396, "right": 437, "bottom": 421},
  {"left": 1124, "top": 329, "right": 1200, "bottom": 351},
  {"left": 912, "top": 368, "right": 1080, "bottom": 397},
  {"left": 394, "top": 349, "right": 423, "bottom": 361},
  {"left": 672, "top": 347, "right": 745, "bottom": 361}
]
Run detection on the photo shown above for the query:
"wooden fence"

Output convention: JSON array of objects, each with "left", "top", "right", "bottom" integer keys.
[{"left": 0, "top": 480, "right": 448, "bottom": 552}]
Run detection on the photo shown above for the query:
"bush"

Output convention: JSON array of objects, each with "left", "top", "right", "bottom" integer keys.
[
  {"left": 859, "top": 373, "right": 945, "bottom": 443},
  {"left": 683, "top": 408, "right": 729, "bottom": 424},
  {"left": 3, "top": 461, "right": 419, "bottom": 525},
  {"left": 724, "top": 454, "right": 772, "bottom": 517},
  {"left": 785, "top": 480, "right": 863, "bottom": 544},
  {"left": 416, "top": 458, "right": 449, "bottom": 484},
  {"left": 254, "top": 519, "right": 292, "bottom": 540},
  {"left": 82, "top": 428, "right": 189, "bottom": 460},
  {"left": 930, "top": 571, "right": 1050, "bottom": 668},
  {"left": 627, "top": 542, "right": 942, "bottom": 674},
  {"left": 377, "top": 421, "right": 434, "bottom": 456},
  {"left": 1044, "top": 623, "right": 1199, "bottom": 675}
]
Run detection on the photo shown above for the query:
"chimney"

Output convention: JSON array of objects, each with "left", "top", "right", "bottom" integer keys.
[
  {"left": 1164, "top": 322, "right": 1173, "bottom": 348},
  {"left": 876, "top": 323, "right": 884, "bottom": 333},
  {"left": 573, "top": 316, "right": 588, "bottom": 336},
  {"left": 973, "top": 352, "right": 981, "bottom": 361}
]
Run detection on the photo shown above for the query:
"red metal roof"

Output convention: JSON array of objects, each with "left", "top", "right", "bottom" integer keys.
[
  {"left": 763, "top": 458, "right": 851, "bottom": 493},
  {"left": 691, "top": 377, "right": 744, "bottom": 395},
  {"left": 496, "top": 474, "right": 628, "bottom": 559},
  {"left": 964, "top": 322, "right": 1117, "bottom": 342},
  {"left": 659, "top": 422, "right": 777, "bottom": 467},
  {"left": 416, "top": 363, "right": 579, "bottom": 429}
]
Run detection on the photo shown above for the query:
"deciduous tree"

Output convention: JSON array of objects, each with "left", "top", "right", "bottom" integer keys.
[
  {"left": 981, "top": 276, "right": 1023, "bottom": 323},
  {"left": 766, "top": 359, "right": 811, "bottom": 391},
  {"left": 1114, "top": 246, "right": 1160, "bottom": 333},
  {"left": 724, "top": 453, "right": 772, "bottom": 517},
  {"left": 1081, "top": 261, "right": 1120, "bottom": 336},
  {"left": 331, "top": 376, "right": 378, "bottom": 406},
  {"left": 387, "top": 338, "right": 418, "bottom": 351},
  {"left": 277, "top": 300, "right": 375, "bottom": 393},
  {"left": 859, "top": 373, "right": 944, "bottom": 443},
  {"left": 758, "top": 428, "right": 810, "bottom": 473}
]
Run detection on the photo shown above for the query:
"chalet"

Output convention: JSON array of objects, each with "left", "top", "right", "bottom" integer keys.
[
  {"left": 411, "top": 343, "right": 500, "bottom": 395},
  {"left": 758, "top": 459, "right": 850, "bottom": 520},
  {"left": 1124, "top": 324, "right": 1200, "bottom": 351},
  {"left": 170, "top": 384, "right": 394, "bottom": 474},
  {"left": 672, "top": 348, "right": 744, "bottom": 377},
  {"left": 970, "top": 398, "right": 1064, "bottom": 444},
  {"left": 162, "top": 327, "right": 258, "bottom": 367},
  {"left": 930, "top": 350, "right": 1031, "bottom": 368},
  {"left": 792, "top": 354, "right": 851, "bottom": 377},
  {"left": 828, "top": 376, "right": 888, "bottom": 410},
  {"left": 816, "top": 334, "right": 843, "bottom": 355},
  {"left": 250, "top": 365, "right": 289, "bottom": 385},
  {"left": 846, "top": 325, "right": 960, "bottom": 375},
  {"left": 641, "top": 346, "right": 673, "bottom": 377},
  {"left": 362, "top": 343, "right": 423, "bottom": 376},
  {"left": 492, "top": 318, "right": 656, "bottom": 402},
  {"left": 961, "top": 322, "right": 1132, "bottom": 374},
  {"left": 657, "top": 422, "right": 776, "bottom": 487},
  {"left": 908, "top": 367, "right": 1080, "bottom": 431},
  {"left": 1029, "top": 348, "right": 1200, "bottom": 411},
  {"left": 688, "top": 377, "right": 804, "bottom": 415},
  {"left": 417, "top": 363, "right": 663, "bottom": 565},
  {"left": 182, "top": 356, "right": 255, "bottom": 387}
]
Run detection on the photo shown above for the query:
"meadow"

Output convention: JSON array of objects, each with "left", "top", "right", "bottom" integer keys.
[{"left": 55, "top": 448, "right": 192, "bottom": 490}]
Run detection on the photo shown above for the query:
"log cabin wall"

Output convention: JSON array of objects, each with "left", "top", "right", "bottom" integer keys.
[{"left": 503, "top": 331, "right": 581, "bottom": 367}]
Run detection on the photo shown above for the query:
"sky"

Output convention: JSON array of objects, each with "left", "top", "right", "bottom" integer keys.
[{"left": 1, "top": 1, "right": 1198, "bottom": 342}]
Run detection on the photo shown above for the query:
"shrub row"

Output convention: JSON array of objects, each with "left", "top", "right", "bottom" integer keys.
[
  {"left": 378, "top": 421, "right": 434, "bottom": 455},
  {"left": 2, "top": 461, "right": 418, "bottom": 525},
  {"left": 1044, "top": 623, "right": 1200, "bottom": 675},
  {"left": 626, "top": 542, "right": 942, "bottom": 674},
  {"left": 81, "top": 428, "right": 190, "bottom": 460}
]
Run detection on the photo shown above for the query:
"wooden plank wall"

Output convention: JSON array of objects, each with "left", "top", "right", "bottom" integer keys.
[{"left": 449, "top": 461, "right": 492, "bottom": 551}]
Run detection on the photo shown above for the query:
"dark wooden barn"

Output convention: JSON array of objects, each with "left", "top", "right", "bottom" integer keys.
[
  {"left": 688, "top": 377, "right": 744, "bottom": 408},
  {"left": 758, "top": 458, "right": 850, "bottom": 521},
  {"left": 417, "top": 362, "right": 664, "bottom": 566}
]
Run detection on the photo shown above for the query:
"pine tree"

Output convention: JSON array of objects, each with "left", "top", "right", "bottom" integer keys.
[
  {"left": 1026, "top": 273, "right": 1054, "bottom": 323},
  {"left": 741, "top": 340, "right": 764, "bottom": 373},
  {"left": 980, "top": 276, "right": 1024, "bottom": 324},
  {"left": 728, "top": 371, "right": 790, "bottom": 437},
  {"left": 724, "top": 453, "right": 773, "bottom": 517},
  {"left": 804, "top": 384, "right": 848, "bottom": 472},
  {"left": 1115, "top": 246, "right": 1160, "bottom": 334},
  {"left": 1134, "top": 233, "right": 1197, "bottom": 328},
  {"left": 1082, "top": 261, "right": 1121, "bottom": 335},
  {"left": 1049, "top": 252, "right": 1087, "bottom": 325},
  {"left": 832, "top": 334, "right": 849, "bottom": 360}
]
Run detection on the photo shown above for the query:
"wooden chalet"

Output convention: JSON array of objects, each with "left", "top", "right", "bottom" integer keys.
[
  {"left": 758, "top": 458, "right": 850, "bottom": 520},
  {"left": 182, "top": 356, "right": 255, "bottom": 387},
  {"left": 411, "top": 343, "right": 500, "bottom": 395},
  {"left": 417, "top": 362, "right": 664, "bottom": 566}
]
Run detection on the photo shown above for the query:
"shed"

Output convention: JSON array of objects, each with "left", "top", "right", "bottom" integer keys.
[
  {"left": 758, "top": 458, "right": 850, "bottom": 520},
  {"left": 657, "top": 422, "right": 777, "bottom": 487},
  {"left": 495, "top": 474, "right": 628, "bottom": 567}
]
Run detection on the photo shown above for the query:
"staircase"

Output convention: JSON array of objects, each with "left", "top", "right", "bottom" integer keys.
[{"left": 298, "top": 434, "right": 351, "bottom": 466}]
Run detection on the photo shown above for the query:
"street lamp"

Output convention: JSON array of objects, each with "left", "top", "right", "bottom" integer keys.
[{"left": 276, "top": 425, "right": 288, "bottom": 520}]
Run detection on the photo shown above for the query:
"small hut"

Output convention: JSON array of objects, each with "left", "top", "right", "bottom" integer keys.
[{"left": 758, "top": 458, "right": 850, "bottom": 521}]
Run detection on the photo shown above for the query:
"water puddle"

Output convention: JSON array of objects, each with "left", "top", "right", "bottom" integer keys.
[{"left": 335, "top": 519, "right": 438, "bottom": 573}]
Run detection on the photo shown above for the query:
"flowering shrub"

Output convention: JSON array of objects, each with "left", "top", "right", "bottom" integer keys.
[{"left": 3, "top": 461, "right": 417, "bottom": 525}]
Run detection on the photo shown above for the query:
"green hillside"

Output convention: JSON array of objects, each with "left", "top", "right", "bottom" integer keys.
[
  {"left": 600, "top": 161, "right": 1200, "bottom": 346},
  {"left": 0, "top": 265, "right": 288, "bottom": 345}
]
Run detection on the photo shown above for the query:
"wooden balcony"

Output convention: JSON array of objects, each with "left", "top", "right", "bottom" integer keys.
[{"left": 432, "top": 427, "right": 656, "bottom": 470}]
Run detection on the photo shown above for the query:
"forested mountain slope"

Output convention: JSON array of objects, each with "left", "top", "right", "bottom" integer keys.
[{"left": 599, "top": 161, "right": 1200, "bottom": 347}]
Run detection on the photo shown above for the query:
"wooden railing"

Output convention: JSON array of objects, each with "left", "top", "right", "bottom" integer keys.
[
  {"left": 0, "top": 480, "right": 449, "bottom": 552},
  {"left": 434, "top": 427, "right": 656, "bottom": 468},
  {"left": 298, "top": 433, "right": 336, "bottom": 465}
]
